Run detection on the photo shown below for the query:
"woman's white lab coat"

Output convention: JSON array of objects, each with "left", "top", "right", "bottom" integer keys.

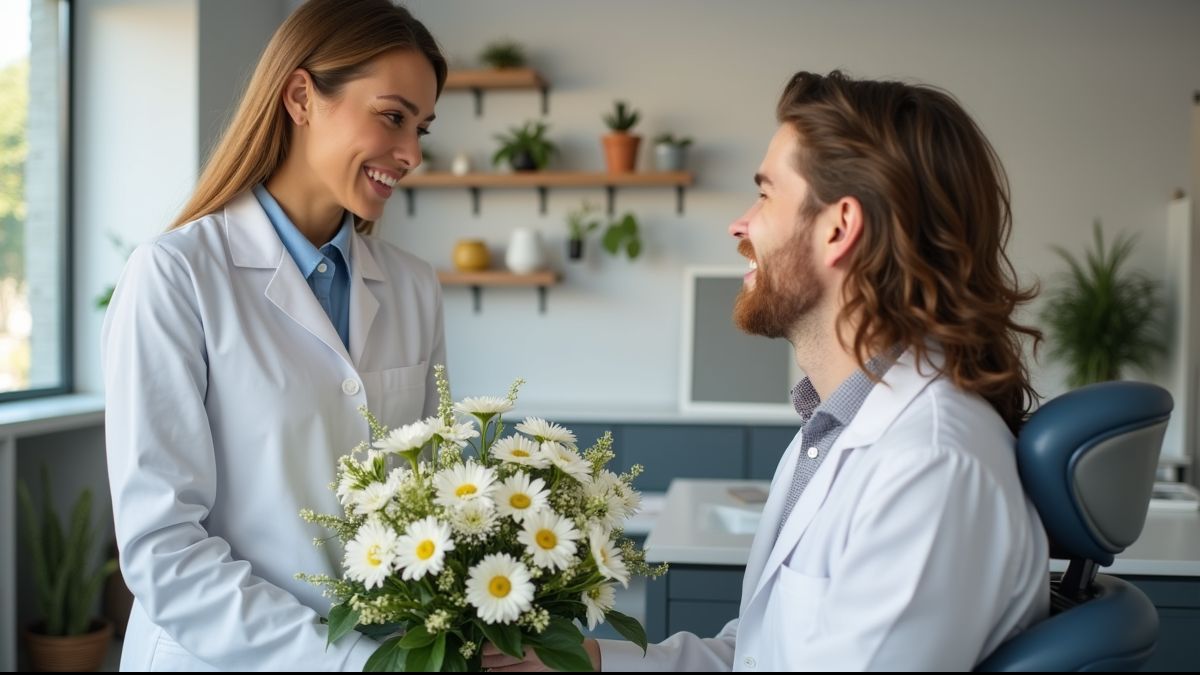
[
  {"left": 600, "top": 349, "right": 1050, "bottom": 671},
  {"left": 103, "top": 192, "right": 445, "bottom": 670}
]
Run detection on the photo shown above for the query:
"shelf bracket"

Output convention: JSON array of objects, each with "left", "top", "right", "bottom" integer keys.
[
  {"left": 471, "top": 88, "right": 484, "bottom": 117},
  {"left": 537, "top": 285, "right": 548, "bottom": 314},
  {"left": 676, "top": 186, "right": 686, "bottom": 215},
  {"left": 537, "top": 186, "right": 548, "bottom": 215},
  {"left": 606, "top": 186, "right": 617, "bottom": 216},
  {"left": 470, "top": 187, "right": 481, "bottom": 216},
  {"left": 540, "top": 86, "right": 550, "bottom": 116},
  {"left": 470, "top": 285, "right": 482, "bottom": 314},
  {"left": 405, "top": 188, "right": 416, "bottom": 217}
]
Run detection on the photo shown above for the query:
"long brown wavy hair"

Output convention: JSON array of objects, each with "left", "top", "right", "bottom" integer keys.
[
  {"left": 169, "top": 0, "right": 446, "bottom": 234},
  {"left": 777, "top": 70, "right": 1041, "bottom": 433}
]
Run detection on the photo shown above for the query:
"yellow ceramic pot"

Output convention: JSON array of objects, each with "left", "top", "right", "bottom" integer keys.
[{"left": 452, "top": 239, "right": 490, "bottom": 271}]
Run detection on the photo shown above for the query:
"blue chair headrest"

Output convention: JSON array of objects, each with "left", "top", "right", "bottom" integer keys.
[{"left": 1017, "top": 381, "right": 1172, "bottom": 566}]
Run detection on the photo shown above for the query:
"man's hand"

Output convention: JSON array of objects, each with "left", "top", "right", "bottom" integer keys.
[{"left": 481, "top": 639, "right": 602, "bottom": 672}]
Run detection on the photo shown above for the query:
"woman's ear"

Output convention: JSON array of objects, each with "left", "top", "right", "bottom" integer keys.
[{"left": 281, "top": 69, "right": 314, "bottom": 126}]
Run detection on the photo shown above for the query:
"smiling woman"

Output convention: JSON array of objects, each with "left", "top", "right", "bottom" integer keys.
[{"left": 101, "top": 0, "right": 453, "bottom": 671}]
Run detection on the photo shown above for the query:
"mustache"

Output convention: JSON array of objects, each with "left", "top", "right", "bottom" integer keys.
[{"left": 738, "top": 239, "right": 755, "bottom": 260}]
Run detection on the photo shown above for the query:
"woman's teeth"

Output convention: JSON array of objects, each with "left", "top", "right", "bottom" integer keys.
[{"left": 367, "top": 169, "right": 398, "bottom": 187}]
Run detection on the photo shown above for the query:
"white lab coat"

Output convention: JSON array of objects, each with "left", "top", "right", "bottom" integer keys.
[
  {"left": 102, "top": 191, "right": 446, "bottom": 671},
  {"left": 601, "top": 349, "right": 1049, "bottom": 671}
]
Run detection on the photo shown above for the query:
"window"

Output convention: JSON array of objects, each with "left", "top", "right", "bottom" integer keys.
[{"left": 0, "top": 0, "right": 71, "bottom": 401}]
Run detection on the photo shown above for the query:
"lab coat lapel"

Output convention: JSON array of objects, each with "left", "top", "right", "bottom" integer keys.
[
  {"left": 348, "top": 230, "right": 383, "bottom": 368},
  {"left": 750, "top": 348, "right": 940, "bottom": 604},
  {"left": 225, "top": 192, "right": 354, "bottom": 368}
]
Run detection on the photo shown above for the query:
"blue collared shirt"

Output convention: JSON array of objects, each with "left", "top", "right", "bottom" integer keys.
[{"left": 253, "top": 184, "right": 353, "bottom": 350}]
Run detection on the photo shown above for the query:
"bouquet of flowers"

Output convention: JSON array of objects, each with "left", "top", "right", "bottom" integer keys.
[{"left": 299, "top": 366, "right": 666, "bottom": 671}]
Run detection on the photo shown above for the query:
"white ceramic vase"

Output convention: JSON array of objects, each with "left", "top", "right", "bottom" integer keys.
[
  {"left": 505, "top": 228, "right": 545, "bottom": 274},
  {"left": 450, "top": 152, "right": 471, "bottom": 176}
]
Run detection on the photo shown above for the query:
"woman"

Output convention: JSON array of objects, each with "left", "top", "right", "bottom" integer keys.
[{"left": 102, "top": 0, "right": 447, "bottom": 669}]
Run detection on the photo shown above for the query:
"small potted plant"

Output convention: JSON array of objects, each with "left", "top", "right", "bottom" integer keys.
[
  {"left": 479, "top": 39, "right": 527, "bottom": 69},
  {"left": 18, "top": 466, "right": 119, "bottom": 672},
  {"left": 602, "top": 100, "right": 641, "bottom": 174},
  {"left": 492, "top": 120, "right": 557, "bottom": 172},
  {"left": 653, "top": 133, "right": 692, "bottom": 172},
  {"left": 602, "top": 212, "right": 642, "bottom": 260},
  {"left": 1040, "top": 220, "right": 1166, "bottom": 387},
  {"left": 565, "top": 201, "right": 603, "bottom": 261}
]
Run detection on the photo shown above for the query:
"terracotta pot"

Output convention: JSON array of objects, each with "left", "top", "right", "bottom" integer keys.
[
  {"left": 24, "top": 619, "right": 113, "bottom": 672},
  {"left": 602, "top": 132, "right": 641, "bottom": 173},
  {"left": 452, "top": 239, "right": 490, "bottom": 271}
]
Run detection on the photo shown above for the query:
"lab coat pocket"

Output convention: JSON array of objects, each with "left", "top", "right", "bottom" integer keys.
[
  {"left": 368, "top": 362, "right": 428, "bottom": 427},
  {"left": 770, "top": 565, "right": 830, "bottom": 645},
  {"left": 149, "top": 632, "right": 217, "bottom": 672}
]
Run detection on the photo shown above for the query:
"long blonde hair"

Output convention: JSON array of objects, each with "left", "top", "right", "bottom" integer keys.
[{"left": 169, "top": 0, "right": 446, "bottom": 234}]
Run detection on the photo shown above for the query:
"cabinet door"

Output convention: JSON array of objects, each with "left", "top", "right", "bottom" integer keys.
[
  {"left": 619, "top": 425, "right": 745, "bottom": 492},
  {"left": 667, "top": 600, "right": 740, "bottom": 638},
  {"left": 748, "top": 426, "right": 799, "bottom": 480}
]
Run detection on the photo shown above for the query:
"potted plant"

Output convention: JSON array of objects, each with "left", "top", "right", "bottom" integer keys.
[
  {"left": 653, "top": 133, "right": 692, "bottom": 172},
  {"left": 602, "top": 100, "right": 641, "bottom": 173},
  {"left": 18, "top": 466, "right": 119, "bottom": 672},
  {"left": 565, "top": 201, "right": 603, "bottom": 260},
  {"left": 602, "top": 212, "right": 642, "bottom": 260},
  {"left": 479, "top": 40, "right": 526, "bottom": 69},
  {"left": 1040, "top": 220, "right": 1166, "bottom": 387},
  {"left": 492, "top": 120, "right": 557, "bottom": 172}
]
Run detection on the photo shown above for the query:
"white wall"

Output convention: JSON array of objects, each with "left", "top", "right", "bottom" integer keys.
[
  {"left": 76, "top": 1, "right": 1200, "bottom": 452},
  {"left": 74, "top": 0, "right": 198, "bottom": 394}
]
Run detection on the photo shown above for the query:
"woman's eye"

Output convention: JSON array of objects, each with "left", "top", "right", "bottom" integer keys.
[{"left": 385, "top": 112, "right": 404, "bottom": 126}]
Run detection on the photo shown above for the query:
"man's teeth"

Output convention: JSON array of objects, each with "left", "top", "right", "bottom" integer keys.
[
  {"left": 367, "top": 169, "right": 398, "bottom": 188},
  {"left": 748, "top": 260, "right": 758, "bottom": 270}
]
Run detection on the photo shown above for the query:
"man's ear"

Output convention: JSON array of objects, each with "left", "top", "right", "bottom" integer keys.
[
  {"left": 281, "top": 69, "right": 314, "bottom": 126},
  {"left": 822, "top": 196, "right": 864, "bottom": 268}
]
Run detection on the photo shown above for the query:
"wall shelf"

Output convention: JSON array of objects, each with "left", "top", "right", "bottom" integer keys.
[
  {"left": 437, "top": 269, "right": 560, "bottom": 314},
  {"left": 444, "top": 68, "right": 549, "bottom": 116},
  {"left": 403, "top": 171, "right": 694, "bottom": 216}
]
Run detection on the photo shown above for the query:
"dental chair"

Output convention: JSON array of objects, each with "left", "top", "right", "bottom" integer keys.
[{"left": 976, "top": 380, "right": 1173, "bottom": 671}]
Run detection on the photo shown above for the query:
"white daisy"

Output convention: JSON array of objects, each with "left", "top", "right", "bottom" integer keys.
[
  {"left": 351, "top": 480, "right": 397, "bottom": 516},
  {"left": 372, "top": 418, "right": 437, "bottom": 454},
  {"left": 435, "top": 420, "right": 479, "bottom": 448},
  {"left": 433, "top": 460, "right": 498, "bottom": 508},
  {"left": 494, "top": 472, "right": 550, "bottom": 522},
  {"left": 518, "top": 510, "right": 581, "bottom": 571},
  {"left": 491, "top": 435, "right": 549, "bottom": 469},
  {"left": 454, "top": 396, "right": 514, "bottom": 417},
  {"left": 394, "top": 516, "right": 455, "bottom": 581},
  {"left": 336, "top": 470, "right": 362, "bottom": 508},
  {"left": 541, "top": 442, "right": 592, "bottom": 482},
  {"left": 589, "top": 526, "right": 630, "bottom": 588},
  {"left": 448, "top": 499, "right": 499, "bottom": 540},
  {"left": 465, "top": 553, "right": 535, "bottom": 624},
  {"left": 583, "top": 470, "right": 639, "bottom": 529},
  {"left": 582, "top": 583, "right": 616, "bottom": 630},
  {"left": 343, "top": 518, "right": 399, "bottom": 590},
  {"left": 516, "top": 417, "right": 577, "bottom": 447}
]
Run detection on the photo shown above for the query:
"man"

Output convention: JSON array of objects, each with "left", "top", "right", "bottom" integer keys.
[{"left": 485, "top": 70, "right": 1049, "bottom": 671}]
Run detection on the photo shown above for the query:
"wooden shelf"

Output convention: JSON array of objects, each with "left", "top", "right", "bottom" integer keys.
[
  {"left": 443, "top": 68, "right": 549, "bottom": 116},
  {"left": 402, "top": 171, "right": 694, "bottom": 216},
  {"left": 437, "top": 269, "right": 560, "bottom": 314}
]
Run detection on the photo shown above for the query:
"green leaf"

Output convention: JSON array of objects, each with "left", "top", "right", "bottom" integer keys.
[
  {"left": 602, "top": 225, "right": 622, "bottom": 254},
  {"left": 325, "top": 604, "right": 361, "bottom": 649},
  {"left": 405, "top": 631, "right": 447, "bottom": 672},
  {"left": 442, "top": 648, "right": 469, "bottom": 672},
  {"left": 527, "top": 617, "right": 594, "bottom": 671},
  {"left": 477, "top": 620, "right": 523, "bottom": 659},
  {"left": 605, "top": 610, "right": 648, "bottom": 654},
  {"left": 356, "top": 621, "right": 404, "bottom": 642},
  {"left": 398, "top": 624, "right": 437, "bottom": 649},
  {"left": 626, "top": 239, "right": 642, "bottom": 259},
  {"left": 364, "top": 636, "right": 408, "bottom": 672}
]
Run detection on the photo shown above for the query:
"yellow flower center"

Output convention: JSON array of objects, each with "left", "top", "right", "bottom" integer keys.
[
  {"left": 366, "top": 544, "right": 382, "bottom": 567},
  {"left": 416, "top": 540, "right": 436, "bottom": 560},
  {"left": 510, "top": 494, "right": 532, "bottom": 509},
  {"left": 456, "top": 484, "right": 477, "bottom": 497},
  {"left": 536, "top": 529, "right": 558, "bottom": 550},
  {"left": 488, "top": 575, "right": 511, "bottom": 598},
  {"left": 512, "top": 449, "right": 530, "bottom": 458},
  {"left": 600, "top": 547, "right": 609, "bottom": 564}
]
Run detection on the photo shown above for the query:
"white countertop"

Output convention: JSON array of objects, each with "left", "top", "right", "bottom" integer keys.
[
  {"left": 509, "top": 404, "right": 801, "bottom": 427},
  {"left": 645, "top": 479, "right": 1200, "bottom": 577}
]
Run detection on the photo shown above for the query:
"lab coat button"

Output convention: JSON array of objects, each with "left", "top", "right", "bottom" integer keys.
[
  {"left": 317, "top": 262, "right": 328, "bottom": 273},
  {"left": 744, "top": 656, "right": 756, "bottom": 668},
  {"left": 807, "top": 446, "right": 819, "bottom": 459},
  {"left": 342, "top": 378, "right": 360, "bottom": 396}
]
